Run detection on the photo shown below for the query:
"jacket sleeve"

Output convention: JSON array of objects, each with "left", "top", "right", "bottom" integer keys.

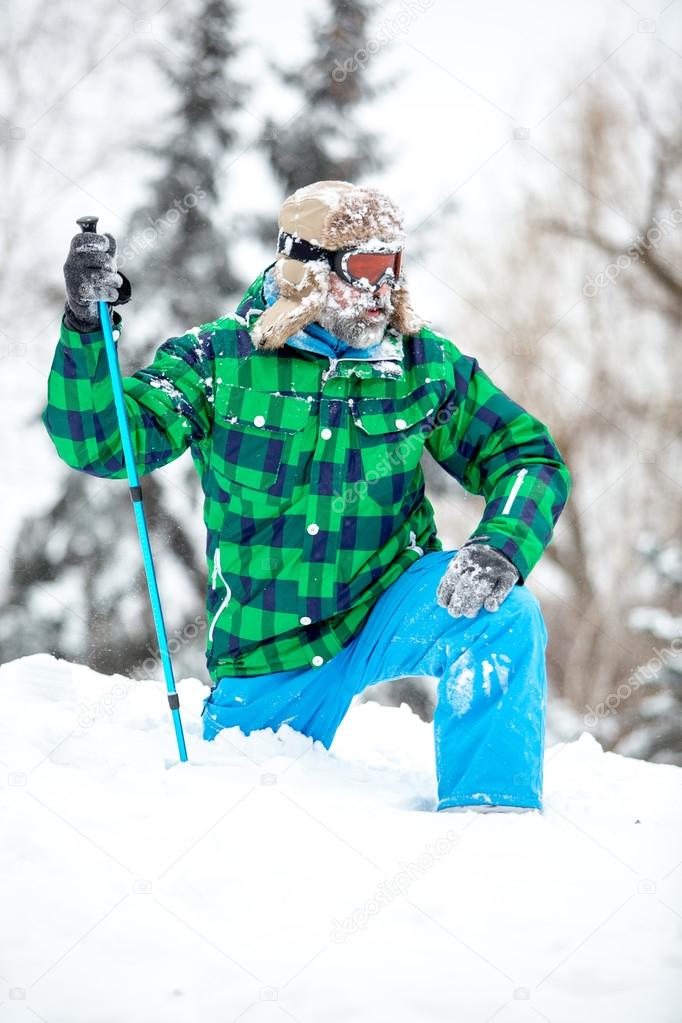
[
  {"left": 425, "top": 340, "right": 572, "bottom": 582},
  {"left": 41, "top": 313, "right": 215, "bottom": 478}
]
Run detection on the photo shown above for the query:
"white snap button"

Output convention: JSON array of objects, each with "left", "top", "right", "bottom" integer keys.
[
  {"left": 321, "top": 427, "right": 332, "bottom": 440},
  {"left": 395, "top": 418, "right": 407, "bottom": 430},
  {"left": 300, "top": 615, "right": 312, "bottom": 626},
  {"left": 307, "top": 523, "right": 319, "bottom": 535},
  {"left": 113, "top": 330, "right": 120, "bottom": 340},
  {"left": 312, "top": 655, "right": 324, "bottom": 667},
  {"left": 425, "top": 377, "right": 431, "bottom": 383},
  {"left": 253, "top": 414, "right": 265, "bottom": 427}
]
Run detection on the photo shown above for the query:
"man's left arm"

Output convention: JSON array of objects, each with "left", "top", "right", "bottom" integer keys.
[{"left": 425, "top": 343, "right": 572, "bottom": 588}]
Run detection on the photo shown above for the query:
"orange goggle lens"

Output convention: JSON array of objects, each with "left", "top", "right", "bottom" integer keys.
[{"left": 344, "top": 250, "right": 402, "bottom": 285}]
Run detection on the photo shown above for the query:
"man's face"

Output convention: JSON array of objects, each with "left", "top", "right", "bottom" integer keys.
[{"left": 318, "top": 273, "right": 394, "bottom": 349}]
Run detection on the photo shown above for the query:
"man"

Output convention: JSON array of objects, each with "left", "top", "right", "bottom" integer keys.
[{"left": 43, "top": 180, "right": 571, "bottom": 811}]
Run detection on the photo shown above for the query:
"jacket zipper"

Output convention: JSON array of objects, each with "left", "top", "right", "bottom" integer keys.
[
  {"left": 502, "top": 468, "right": 528, "bottom": 515},
  {"left": 208, "top": 547, "right": 232, "bottom": 643}
]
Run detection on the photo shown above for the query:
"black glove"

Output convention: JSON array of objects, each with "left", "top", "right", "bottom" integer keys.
[
  {"left": 436, "top": 542, "right": 520, "bottom": 619},
  {"left": 63, "top": 231, "right": 131, "bottom": 332}
]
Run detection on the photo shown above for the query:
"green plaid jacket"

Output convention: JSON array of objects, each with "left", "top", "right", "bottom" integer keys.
[{"left": 42, "top": 265, "right": 571, "bottom": 679}]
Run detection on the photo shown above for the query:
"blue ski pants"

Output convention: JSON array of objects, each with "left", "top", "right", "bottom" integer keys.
[{"left": 202, "top": 549, "right": 548, "bottom": 810}]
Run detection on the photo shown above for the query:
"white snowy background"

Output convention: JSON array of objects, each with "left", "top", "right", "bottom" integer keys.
[
  {"left": 1, "top": 654, "right": 681, "bottom": 1021},
  {"left": 2, "top": 0, "right": 682, "bottom": 1019}
]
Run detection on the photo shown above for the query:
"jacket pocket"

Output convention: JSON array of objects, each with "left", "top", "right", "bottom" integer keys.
[
  {"left": 348, "top": 382, "right": 446, "bottom": 507},
  {"left": 211, "top": 385, "right": 312, "bottom": 498}
]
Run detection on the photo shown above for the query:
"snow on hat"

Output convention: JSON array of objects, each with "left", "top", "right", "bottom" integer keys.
[{"left": 252, "top": 180, "right": 425, "bottom": 350}]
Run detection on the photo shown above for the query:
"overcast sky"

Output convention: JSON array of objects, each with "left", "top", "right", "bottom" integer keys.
[{"left": 234, "top": 0, "right": 681, "bottom": 215}]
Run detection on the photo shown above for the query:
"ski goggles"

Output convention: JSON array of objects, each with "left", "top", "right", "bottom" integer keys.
[
  {"left": 333, "top": 248, "right": 403, "bottom": 289},
  {"left": 277, "top": 230, "right": 403, "bottom": 290}
]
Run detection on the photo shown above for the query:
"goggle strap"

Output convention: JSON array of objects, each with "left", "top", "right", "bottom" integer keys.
[{"left": 277, "top": 230, "right": 335, "bottom": 268}]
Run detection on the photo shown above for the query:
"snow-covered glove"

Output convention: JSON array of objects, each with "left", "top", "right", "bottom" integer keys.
[
  {"left": 63, "top": 231, "right": 131, "bottom": 332},
  {"left": 436, "top": 543, "right": 520, "bottom": 619}
]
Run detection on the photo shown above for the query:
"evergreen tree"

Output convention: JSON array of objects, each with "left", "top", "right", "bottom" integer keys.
[
  {"left": 3, "top": 0, "right": 247, "bottom": 681},
  {"left": 129, "top": 0, "right": 245, "bottom": 329},
  {"left": 261, "top": 0, "right": 384, "bottom": 217},
  {"left": 616, "top": 537, "right": 682, "bottom": 765}
]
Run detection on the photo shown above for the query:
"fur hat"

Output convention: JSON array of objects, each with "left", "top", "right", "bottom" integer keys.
[{"left": 252, "top": 180, "right": 425, "bottom": 350}]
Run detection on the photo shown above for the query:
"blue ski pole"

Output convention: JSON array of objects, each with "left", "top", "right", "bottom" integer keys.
[{"left": 76, "top": 215, "right": 188, "bottom": 763}]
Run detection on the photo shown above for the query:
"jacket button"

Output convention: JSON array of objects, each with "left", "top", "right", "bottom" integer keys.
[
  {"left": 321, "top": 427, "right": 332, "bottom": 440},
  {"left": 306, "top": 523, "right": 319, "bottom": 535},
  {"left": 300, "top": 616, "right": 312, "bottom": 625},
  {"left": 253, "top": 414, "right": 265, "bottom": 427},
  {"left": 312, "top": 655, "right": 324, "bottom": 667},
  {"left": 395, "top": 418, "right": 407, "bottom": 430},
  {"left": 113, "top": 329, "right": 121, "bottom": 340}
]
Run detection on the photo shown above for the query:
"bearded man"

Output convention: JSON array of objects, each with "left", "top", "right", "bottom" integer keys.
[{"left": 43, "top": 180, "right": 572, "bottom": 811}]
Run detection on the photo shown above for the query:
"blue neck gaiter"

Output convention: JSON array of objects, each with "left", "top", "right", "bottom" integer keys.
[{"left": 298, "top": 321, "right": 381, "bottom": 360}]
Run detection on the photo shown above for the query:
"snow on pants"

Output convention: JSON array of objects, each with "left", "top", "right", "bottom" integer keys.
[{"left": 202, "top": 548, "right": 549, "bottom": 810}]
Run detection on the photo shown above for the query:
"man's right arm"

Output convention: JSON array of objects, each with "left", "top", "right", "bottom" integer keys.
[{"left": 42, "top": 313, "right": 215, "bottom": 478}]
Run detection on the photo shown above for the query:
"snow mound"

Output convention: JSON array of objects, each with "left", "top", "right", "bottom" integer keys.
[{"left": 1, "top": 654, "right": 681, "bottom": 1022}]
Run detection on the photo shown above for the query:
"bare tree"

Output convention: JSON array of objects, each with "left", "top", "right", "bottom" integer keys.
[{"left": 443, "top": 55, "right": 682, "bottom": 760}]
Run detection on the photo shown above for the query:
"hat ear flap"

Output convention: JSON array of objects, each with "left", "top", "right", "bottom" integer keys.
[
  {"left": 389, "top": 283, "right": 427, "bottom": 337},
  {"left": 252, "top": 258, "right": 330, "bottom": 350}
]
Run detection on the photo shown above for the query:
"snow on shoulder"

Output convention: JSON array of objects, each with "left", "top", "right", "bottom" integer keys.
[{"left": 1, "top": 653, "right": 680, "bottom": 1021}]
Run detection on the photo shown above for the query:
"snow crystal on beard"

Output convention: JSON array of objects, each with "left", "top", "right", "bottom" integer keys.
[{"left": 318, "top": 284, "right": 394, "bottom": 349}]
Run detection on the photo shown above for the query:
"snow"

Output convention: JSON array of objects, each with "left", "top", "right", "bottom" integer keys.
[
  {"left": 1, "top": 653, "right": 681, "bottom": 1022},
  {"left": 628, "top": 606, "right": 682, "bottom": 643},
  {"left": 444, "top": 649, "right": 475, "bottom": 716}
]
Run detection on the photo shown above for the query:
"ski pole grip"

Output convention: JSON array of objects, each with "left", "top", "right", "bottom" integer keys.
[{"left": 76, "top": 215, "right": 99, "bottom": 234}]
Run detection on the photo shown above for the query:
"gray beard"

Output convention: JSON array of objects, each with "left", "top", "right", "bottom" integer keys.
[{"left": 317, "top": 307, "right": 389, "bottom": 348}]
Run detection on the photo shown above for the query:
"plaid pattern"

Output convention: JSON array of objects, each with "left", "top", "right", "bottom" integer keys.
[{"left": 42, "top": 265, "right": 572, "bottom": 679}]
